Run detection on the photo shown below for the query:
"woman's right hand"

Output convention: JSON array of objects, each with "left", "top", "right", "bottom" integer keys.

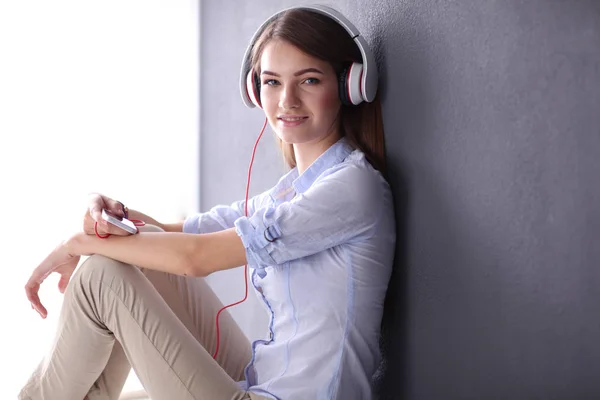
[{"left": 84, "top": 193, "right": 133, "bottom": 237}]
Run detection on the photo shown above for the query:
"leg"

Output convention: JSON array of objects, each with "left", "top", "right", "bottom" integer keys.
[
  {"left": 19, "top": 250, "right": 262, "bottom": 400},
  {"left": 87, "top": 224, "right": 252, "bottom": 398},
  {"left": 87, "top": 341, "right": 130, "bottom": 399},
  {"left": 138, "top": 266, "right": 251, "bottom": 381},
  {"left": 19, "top": 255, "right": 134, "bottom": 400}
]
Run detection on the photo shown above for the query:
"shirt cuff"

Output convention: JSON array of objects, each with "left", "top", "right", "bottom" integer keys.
[{"left": 182, "top": 214, "right": 200, "bottom": 234}]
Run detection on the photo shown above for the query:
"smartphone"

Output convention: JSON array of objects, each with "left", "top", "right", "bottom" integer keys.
[{"left": 101, "top": 208, "right": 138, "bottom": 234}]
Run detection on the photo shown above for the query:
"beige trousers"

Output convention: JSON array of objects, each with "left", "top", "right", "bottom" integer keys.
[{"left": 19, "top": 225, "right": 269, "bottom": 400}]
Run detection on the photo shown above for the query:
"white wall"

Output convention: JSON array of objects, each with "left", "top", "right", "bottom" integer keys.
[{"left": 0, "top": 1, "right": 199, "bottom": 396}]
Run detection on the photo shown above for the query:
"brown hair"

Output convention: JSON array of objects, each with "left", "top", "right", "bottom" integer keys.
[{"left": 250, "top": 9, "right": 387, "bottom": 175}]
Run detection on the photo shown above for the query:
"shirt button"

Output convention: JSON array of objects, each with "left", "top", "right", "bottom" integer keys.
[{"left": 264, "top": 226, "right": 277, "bottom": 243}]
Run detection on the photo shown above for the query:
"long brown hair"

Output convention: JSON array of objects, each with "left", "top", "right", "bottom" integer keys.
[{"left": 250, "top": 9, "right": 387, "bottom": 175}]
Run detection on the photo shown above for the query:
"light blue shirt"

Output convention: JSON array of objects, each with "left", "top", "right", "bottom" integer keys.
[{"left": 183, "top": 138, "right": 396, "bottom": 399}]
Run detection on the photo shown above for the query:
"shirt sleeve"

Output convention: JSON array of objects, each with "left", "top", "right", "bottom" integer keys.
[
  {"left": 234, "top": 165, "right": 385, "bottom": 268},
  {"left": 183, "top": 190, "right": 269, "bottom": 234}
]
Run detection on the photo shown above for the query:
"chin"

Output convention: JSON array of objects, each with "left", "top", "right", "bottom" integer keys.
[{"left": 273, "top": 129, "right": 310, "bottom": 145}]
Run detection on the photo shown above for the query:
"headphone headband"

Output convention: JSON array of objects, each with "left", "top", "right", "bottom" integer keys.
[{"left": 239, "top": 5, "right": 378, "bottom": 108}]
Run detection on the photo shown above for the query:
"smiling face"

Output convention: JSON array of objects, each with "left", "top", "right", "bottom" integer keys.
[{"left": 259, "top": 39, "right": 342, "bottom": 146}]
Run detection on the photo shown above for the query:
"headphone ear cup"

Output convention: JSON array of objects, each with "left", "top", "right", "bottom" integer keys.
[
  {"left": 347, "top": 62, "right": 364, "bottom": 106},
  {"left": 338, "top": 63, "right": 364, "bottom": 106},
  {"left": 253, "top": 71, "right": 262, "bottom": 107},
  {"left": 246, "top": 68, "right": 262, "bottom": 108},
  {"left": 338, "top": 67, "right": 352, "bottom": 106}
]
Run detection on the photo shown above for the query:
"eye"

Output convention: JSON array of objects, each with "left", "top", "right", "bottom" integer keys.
[
  {"left": 262, "top": 79, "right": 279, "bottom": 86},
  {"left": 304, "top": 77, "right": 320, "bottom": 85}
]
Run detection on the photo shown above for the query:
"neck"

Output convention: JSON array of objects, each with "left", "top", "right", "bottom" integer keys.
[{"left": 293, "top": 132, "right": 341, "bottom": 175}]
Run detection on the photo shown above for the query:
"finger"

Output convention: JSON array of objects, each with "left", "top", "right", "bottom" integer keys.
[
  {"left": 30, "top": 303, "right": 46, "bottom": 319},
  {"left": 83, "top": 208, "right": 99, "bottom": 234},
  {"left": 95, "top": 218, "right": 110, "bottom": 233},
  {"left": 25, "top": 281, "right": 47, "bottom": 319},
  {"left": 89, "top": 192, "right": 123, "bottom": 222},
  {"left": 105, "top": 197, "right": 125, "bottom": 216},
  {"left": 89, "top": 201, "right": 104, "bottom": 223},
  {"left": 57, "top": 274, "right": 70, "bottom": 294},
  {"left": 94, "top": 219, "right": 129, "bottom": 236},
  {"left": 32, "top": 300, "right": 47, "bottom": 319},
  {"left": 106, "top": 225, "right": 133, "bottom": 236},
  {"left": 58, "top": 256, "right": 80, "bottom": 293}
]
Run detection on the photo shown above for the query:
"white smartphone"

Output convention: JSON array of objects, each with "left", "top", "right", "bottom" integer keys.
[{"left": 101, "top": 208, "right": 138, "bottom": 234}]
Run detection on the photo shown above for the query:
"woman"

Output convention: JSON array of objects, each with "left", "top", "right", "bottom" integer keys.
[{"left": 20, "top": 6, "right": 395, "bottom": 400}]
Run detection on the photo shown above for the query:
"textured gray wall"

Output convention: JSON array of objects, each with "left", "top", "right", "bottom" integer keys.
[{"left": 200, "top": 1, "right": 600, "bottom": 398}]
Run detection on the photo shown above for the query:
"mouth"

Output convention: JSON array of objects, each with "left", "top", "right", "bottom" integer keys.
[
  {"left": 277, "top": 115, "right": 308, "bottom": 127},
  {"left": 277, "top": 115, "right": 308, "bottom": 122}
]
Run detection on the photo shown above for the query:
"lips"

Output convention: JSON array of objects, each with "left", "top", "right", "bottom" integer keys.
[
  {"left": 277, "top": 115, "right": 308, "bottom": 127},
  {"left": 278, "top": 115, "right": 308, "bottom": 121}
]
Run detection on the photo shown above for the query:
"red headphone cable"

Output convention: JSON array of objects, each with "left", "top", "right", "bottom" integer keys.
[
  {"left": 212, "top": 117, "right": 268, "bottom": 360},
  {"left": 93, "top": 219, "right": 146, "bottom": 238},
  {"left": 92, "top": 117, "right": 268, "bottom": 361}
]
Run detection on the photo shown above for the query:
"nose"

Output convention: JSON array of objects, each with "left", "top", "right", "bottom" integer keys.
[{"left": 279, "top": 84, "right": 300, "bottom": 110}]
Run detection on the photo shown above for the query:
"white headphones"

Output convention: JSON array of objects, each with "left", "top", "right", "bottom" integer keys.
[{"left": 239, "top": 4, "right": 378, "bottom": 109}]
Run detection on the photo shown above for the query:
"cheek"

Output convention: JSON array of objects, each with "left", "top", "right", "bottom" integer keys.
[
  {"left": 261, "top": 95, "right": 282, "bottom": 133},
  {"left": 315, "top": 88, "right": 341, "bottom": 115},
  {"left": 261, "top": 93, "right": 277, "bottom": 117}
]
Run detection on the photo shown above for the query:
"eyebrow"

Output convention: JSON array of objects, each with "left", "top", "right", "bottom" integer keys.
[{"left": 261, "top": 67, "right": 324, "bottom": 77}]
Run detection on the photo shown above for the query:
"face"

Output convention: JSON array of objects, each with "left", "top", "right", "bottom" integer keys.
[{"left": 259, "top": 39, "right": 342, "bottom": 145}]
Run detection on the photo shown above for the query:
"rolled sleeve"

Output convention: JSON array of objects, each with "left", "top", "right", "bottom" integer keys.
[
  {"left": 234, "top": 165, "right": 386, "bottom": 269},
  {"left": 234, "top": 207, "right": 282, "bottom": 268},
  {"left": 183, "top": 214, "right": 201, "bottom": 234},
  {"left": 183, "top": 190, "right": 269, "bottom": 234}
]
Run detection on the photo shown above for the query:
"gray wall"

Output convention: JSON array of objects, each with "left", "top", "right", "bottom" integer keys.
[{"left": 200, "top": 1, "right": 600, "bottom": 399}]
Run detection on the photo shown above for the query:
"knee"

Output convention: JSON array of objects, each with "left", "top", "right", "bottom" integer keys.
[
  {"left": 66, "top": 255, "right": 145, "bottom": 325},
  {"left": 71, "top": 254, "right": 136, "bottom": 292}
]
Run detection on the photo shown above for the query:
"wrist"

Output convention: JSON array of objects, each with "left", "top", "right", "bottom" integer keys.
[{"left": 66, "top": 232, "right": 91, "bottom": 257}]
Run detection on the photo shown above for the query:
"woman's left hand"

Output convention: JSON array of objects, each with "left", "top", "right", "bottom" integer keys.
[{"left": 25, "top": 236, "right": 81, "bottom": 319}]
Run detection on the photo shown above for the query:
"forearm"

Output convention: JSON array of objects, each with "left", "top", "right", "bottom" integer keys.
[
  {"left": 127, "top": 209, "right": 184, "bottom": 233},
  {"left": 68, "top": 228, "right": 247, "bottom": 277}
]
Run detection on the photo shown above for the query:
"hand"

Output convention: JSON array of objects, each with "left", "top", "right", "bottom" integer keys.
[
  {"left": 25, "top": 236, "right": 82, "bottom": 319},
  {"left": 84, "top": 193, "right": 132, "bottom": 237}
]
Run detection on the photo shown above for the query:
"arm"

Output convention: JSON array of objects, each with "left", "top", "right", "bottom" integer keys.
[
  {"left": 86, "top": 193, "right": 184, "bottom": 235},
  {"left": 68, "top": 228, "right": 246, "bottom": 277},
  {"left": 234, "top": 165, "right": 386, "bottom": 268},
  {"left": 25, "top": 227, "right": 246, "bottom": 318},
  {"left": 82, "top": 190, "right": 270, "bottom": 272},
  {"left": 26, "top": 194, "right": 247, "bottom": 319},
  {"left": 182, "top": 190, "right": 269, "bottom": 234},
  {"left": 127, "top": 208, "right": 184, "bottom": 233}
]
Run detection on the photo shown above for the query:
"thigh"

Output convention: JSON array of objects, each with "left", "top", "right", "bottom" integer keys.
[
  {"left": 137, "top": 224, "right": 251, "bottom": 381},
  {"left": 75, "top": 254, "right": 254, "bottom": 400}
]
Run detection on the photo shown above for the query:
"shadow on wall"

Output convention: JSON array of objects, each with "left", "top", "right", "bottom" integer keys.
[{"left": 369, "top": 9, "right": 435, "bottom": 400}]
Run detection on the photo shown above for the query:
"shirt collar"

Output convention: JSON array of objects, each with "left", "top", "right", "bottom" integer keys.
[
  {"left": 293, "top": 137, "right": 354, "bottom": 194},
  {"left": 268, "top": 137, "right": 354, "bottom": 202}
]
